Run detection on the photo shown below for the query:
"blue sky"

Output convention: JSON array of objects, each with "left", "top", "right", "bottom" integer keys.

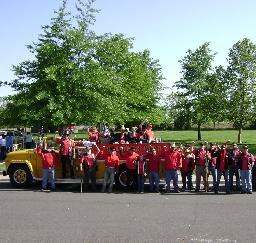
[{"left": 1, "top": 0, "right": 256, "bottom": 97}]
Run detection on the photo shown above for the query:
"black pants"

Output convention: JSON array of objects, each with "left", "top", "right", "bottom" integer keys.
[
  {"left": 61, "top": 155, "right": 74, "bottom": 178},
  {"left": 126, "top": 169, "right": 137, "bottom": 191},
  {"left": 83, "top": 167, "right": 96, "bottom": 191}
]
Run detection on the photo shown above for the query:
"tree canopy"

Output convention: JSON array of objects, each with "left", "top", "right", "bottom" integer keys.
[{"left": 1, "top": 0, "right": 164, "bottom": 129}]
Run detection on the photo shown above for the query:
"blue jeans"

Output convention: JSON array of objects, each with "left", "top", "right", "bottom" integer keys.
[
  {"left": 42, "top": 168, "right": 55, "bottom": 190},
  {"left": 240, "top": 170, "right": 252, "bottom": 192},
  {"left": 165, "top": 170, "right": 178, "bottom": 192},
  {"left": 215, "top": 169, "right": 230, "bottom": 193},
  {"left": 208, "top": 166, "right": 217, "bottom": 189},
  {"left": 102, "top": 167, "right": 115, "bottom": 193},
  {"left": 137, "top": 174, "right": 145, "bottom": 193},
  {"left": 149, "top": 172, "right": 159, "bottom": 192}
]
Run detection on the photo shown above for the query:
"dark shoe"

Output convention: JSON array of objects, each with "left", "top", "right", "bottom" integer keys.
[
  {"left": 195, "top": 189, "right": 199, "bottom": 192},
  {"left": 248, "top": 191, "right": 252, "bottom": 194},
  {"left": 214, "top": 191, "right": 219, "bottom": 194},
  {"left": 174, "top": 190, "right": 180, "bottom": 193},
  {"left": 181, "top": 188, "right": 186, "bottom": 192},
  {"left": 226, "top": 191, "right": 230, "bottom": 194},
  {"left": 241, "top": 191, "right": 246, "bottom": 194}
]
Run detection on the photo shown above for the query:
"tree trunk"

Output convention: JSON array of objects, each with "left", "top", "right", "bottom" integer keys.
[
  {"left": 238, "top": 127, "right": 242, "bottom": 143},
  {"left": 197, "top": 123, "right": 202, "bottom": 141}
]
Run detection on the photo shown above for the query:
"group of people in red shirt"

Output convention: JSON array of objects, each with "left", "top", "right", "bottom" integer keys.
[
  {"left": 37, "top": 127, "right": 255, "bottom": 194},
  {"left": 87, "top": 124, "right": 157, "bottom": 145}
]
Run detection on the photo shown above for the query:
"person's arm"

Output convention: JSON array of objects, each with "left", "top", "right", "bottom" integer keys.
[{"left": 93, "top": 144, "right": 100, "bottom": 157}]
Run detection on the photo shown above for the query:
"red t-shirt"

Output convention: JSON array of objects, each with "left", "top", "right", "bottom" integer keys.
[
  {"left": 125, "top": 152, "right": 139, "bottom": 170},
  {"left": 105, "top": 154, "right": 120, "bottom": 169},
  {"left": 241, "top": 153, "right": 255, "bottom": 170},
  {"left": 88, "top": 132, "right": 99, "bottom": 143},
  {"left": 163, "top": 150, "right": 181, "bottom": 170},
  {"left": 39, "top": 150, "right": 59, "bottom": 169},
  {"left": 56, "top": 138, "right": 74, "bottom": 156},
  {"left": 80, "top": 154, "right": 95, "bottom": 168},
  {"left": 197, "top": 149, "right": 207, "bottom": 166},
  {"left": 144, "top": 129, "right": 155, "bottom": 142},
  {"left": 182, "top": 154, "right": 195, "bottom": 173},
  {"left": 147, "top": 154, "right": 160, "bottom": 172}
]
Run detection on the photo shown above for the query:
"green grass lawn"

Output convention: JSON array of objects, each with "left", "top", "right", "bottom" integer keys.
[{"left": 155, "top": 130, "right": 256, "bottom": 153}]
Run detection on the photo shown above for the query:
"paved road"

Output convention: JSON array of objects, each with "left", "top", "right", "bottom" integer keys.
[{"left": 0, "top": 176, "right": 255, "bottom": 243}]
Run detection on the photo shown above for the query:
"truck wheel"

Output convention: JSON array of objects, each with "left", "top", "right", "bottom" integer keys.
[
  {"left": 114, "top": 165, "right": 133, "bottom": 190},
  {"left": 9, "top": 164, "right": 33, "bottom": 187}
]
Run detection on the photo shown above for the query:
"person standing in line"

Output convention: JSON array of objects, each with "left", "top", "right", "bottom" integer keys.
[
  {"left": 181, "top": 144, "right": 195, "bottom": 191},
  {"left": 102, "top": 147, "right": 120, "bottom": 193},
  {"left": 80, "top": 144, "right": 100, "bottom": 192},
  {"left": 214, "top": 144, "right": 230, "bottom": 194},
  {"left": 195, "top": 143, "right": 211, "bottom": 192},
  {"left": 238, "top": 145, "right": 255, "bottom": 194},
  {"left": 56, "top": 131, "right": 75, "bottom": 178},
  {"left": 37, "top": 145, "right": 59, "bottom": 191},
  {"left": 208, "top": 143, "right": 218, "bottom": 191},
  {"left": 228, "top": 143, "right": 241, "bottom": 191},
  {"left": 146, "top": 147, "right": 161, "bottom": 193},
  {"left": 124, "top": 147, "right": 139, "bottom": 191},
  {"left": 135, "top": 154, "right": 147, "bottom": 193},
  {"left": 162, "top": 143, "right": 182, "bottom": 193}
]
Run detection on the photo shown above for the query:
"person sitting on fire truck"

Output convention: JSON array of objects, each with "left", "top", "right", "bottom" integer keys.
[
  {"left": 87, "top": 126, "right": 100, "bottom": 144},
  {"left": 143, "top": 123, "right": 156, "bottom": 143}
]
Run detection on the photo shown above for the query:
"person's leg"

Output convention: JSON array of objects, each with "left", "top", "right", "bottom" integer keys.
[
  {"left": 229, "top": 167, "right": 234, "bottom": 191},
  {"left": 49, "top": 168, "right": 55, "bottom": 190},
  {"left": 181, "top": 172, "right": 186, "bottom": 191},
  {"left": 235, "top": 168, "right": 240, "bottom": 191},
  {"left": 224, "top": 170, "right": 230, "bottom": 193},
  {"left": 215, "top": 169, "right": 221, "bottom": 193},
  {"left": 141, "top": 175, "right": 145, "bottom": 193},
  {"left": 165, "top": 170, "right": 171, "bottom": 193},
  {"left": 102, "top": 169, "right": 109, "bottom": 192},
  {"left": 246, "top": 170, "right": 252, "bottom": 193},
  {"left": 109, "top": 168, "right": 115, "bottom": 193},
  {"left": 149, "top": 172, "right": 154, "bottom": 192},
  {"left": 84, "top": 169, "right": 89, "bottom": 191},
  {"left": 187, "top": 172, "right": 193, "bottom": 191},
  {"left": 91, "top": 167, "right": 97, "bottom": 191},
  {"left": 240, "top": 170, "right": 246, "bottom": 193},
  {"left": 202, "top": 167, "right": 208, "bottom": 192},
  {"left": 42, "top": 168, "right": 48, "bottom": 190},
  {"left": 67, "top": 157, "right": 74, "bottom": 178},
  {"left": 195, "top": 166, "right": 202, "bottom": 191},
  {"left": 173, "top": 170, "right": 179, "bottom": 192},
  {"left": 154, "top": 172, "right": 160, "bottom": 192}
]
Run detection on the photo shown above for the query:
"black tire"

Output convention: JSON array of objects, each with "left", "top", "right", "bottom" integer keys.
[
  {"left": 114, "top": 164, "right": 133, "bottom": 190},
  {"left": 9, "top": 164, "right": 33, "bottom": 187}
]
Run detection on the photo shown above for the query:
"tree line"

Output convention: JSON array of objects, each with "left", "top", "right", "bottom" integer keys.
[{"left": 1, "top": 0, "right": 256, "bottom": 143}]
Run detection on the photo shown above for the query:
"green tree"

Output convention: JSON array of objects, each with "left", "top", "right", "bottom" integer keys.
[
  {"left": 175, "top": 42, "right": 216, "bottom": 140},
  {"left": 226, "top": 38, "right": 256, "bottom": 143},
  {"left": 5, "top": 0, "right": 163, "bottom": 129}
]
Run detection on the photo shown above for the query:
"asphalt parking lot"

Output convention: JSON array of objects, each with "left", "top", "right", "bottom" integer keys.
[{"left": 0, "top": 175, "right": 256, "bottom": 243}]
